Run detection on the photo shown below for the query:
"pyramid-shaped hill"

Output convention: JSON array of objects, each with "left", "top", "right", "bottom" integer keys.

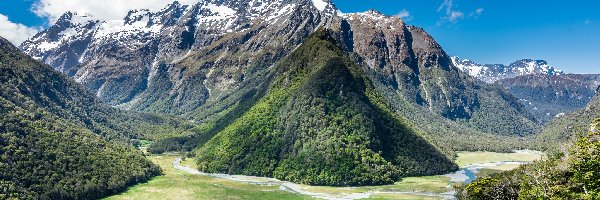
[{"left": 195, "top": 29, "right": 458, "bottom": 186}]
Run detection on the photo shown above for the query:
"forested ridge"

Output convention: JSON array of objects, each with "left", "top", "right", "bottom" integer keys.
[
  {"left": 0, "top": 37, "right": 187, "bottom": 199},
  {"left": 193, "top": 29, "right": 457, "bottom": 186}
]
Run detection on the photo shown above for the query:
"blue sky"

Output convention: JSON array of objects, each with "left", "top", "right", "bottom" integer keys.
[{"left": 0, "top": 0, "right": 599, "bottom": 73}]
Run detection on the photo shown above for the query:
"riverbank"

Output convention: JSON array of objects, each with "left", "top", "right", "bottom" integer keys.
[{"left": 105, "top": 150, "right": 543, "bottom": 200}]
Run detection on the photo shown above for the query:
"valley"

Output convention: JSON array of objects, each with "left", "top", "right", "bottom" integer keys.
[
  {"left": 1, "top": 0, "right": 598, "bottom": 199},
  {"left": 106, "top": 150, "right": 542, "bottom": 200}
]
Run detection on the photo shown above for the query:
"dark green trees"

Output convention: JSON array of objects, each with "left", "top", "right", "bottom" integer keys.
[
  {"left": 457, "top": 119, "right": 600, "bottom": 199},
  {"left": 0, "top": 37, "right": 176, "bottom": 199},
  {"left": 194, "top": 30, "right": 457, "bottom": 186}
]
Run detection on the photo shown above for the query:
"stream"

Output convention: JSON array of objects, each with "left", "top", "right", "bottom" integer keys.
[{"left": 172, "top": 157, "right": 528, "bottom": 200}]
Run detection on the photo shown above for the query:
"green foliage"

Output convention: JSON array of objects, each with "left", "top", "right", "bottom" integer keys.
[
  {"left": 0, "top": 37, "right": 181, "bottom": 199},
  {"left": 194, "top": 29, "right": 457, "bottom": 186},
  {"left": 457, "top": 119, "right": 600, "bottom": 199},
  {"left": 535, "top": 94, "right": 600, "bottom": 151}
]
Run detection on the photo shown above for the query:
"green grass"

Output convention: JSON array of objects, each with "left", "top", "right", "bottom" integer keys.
[
  {"left": 367, "top": 193, "right": 443, "bottom": 200},
  {"left": 454, "top": 151, "right": 543, "bottom": 168},
  {"left": 379, "top": 176, "right": 451, "bottom": 193},
  {"left": 105, "top": 155, "right": 313, "bottom": 200},
  {"left": 106, "top": 150, "right": 541, "bottom": 200}
]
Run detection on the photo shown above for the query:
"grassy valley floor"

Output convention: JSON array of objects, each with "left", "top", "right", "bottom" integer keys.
[{"left": 106, "top": 151, "right": 543, "bottom": 200}]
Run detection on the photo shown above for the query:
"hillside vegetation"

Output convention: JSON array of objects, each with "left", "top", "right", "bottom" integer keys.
[
  {"left": 194, "top": 30, "right": 457, "bottom": 186},
  {"left": 0, "top": 37, "right": 186, "bottom": 199},
  {"left": 457, "top": 119, "right": 600, "bottom": 199}
]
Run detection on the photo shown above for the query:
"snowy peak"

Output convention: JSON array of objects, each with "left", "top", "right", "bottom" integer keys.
[{"left": 452, "top": 56, "right": 563, "bottom": 83}]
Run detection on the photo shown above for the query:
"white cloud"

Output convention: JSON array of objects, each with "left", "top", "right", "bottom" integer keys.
[
  {"left": 395, "top": 9, "right": 412, "bottom": 21},
  {"left": 475, "top": 8, "right": 484, "bottom": 15},
  {"left": 0, "top": 14, "right": 41, "bottom": 45},
  {"left": 468, "top": 8, "right": 484, "bottom": 18},
  {"left": 446, "top": 11, "right": 464, "bottom": 22},
  {"left": 437, "top": 0, "right": 453, "bottom": 15},
  {"left": 32, "top": 0, "right": 202, "bottom": 23},
  {"left": 437, "top": 0, "right": 462, "bottom": 24}
]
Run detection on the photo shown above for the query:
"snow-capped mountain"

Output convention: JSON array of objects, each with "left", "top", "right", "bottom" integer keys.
[
  {"left": 20, "top": 0, "right": 540, "bottom": 137},
  {"left": 21, "top": 0, "right": 338, "bottom": 107},
  {"left": 451, "top": 56, "right": 563, "bottom": 83}
]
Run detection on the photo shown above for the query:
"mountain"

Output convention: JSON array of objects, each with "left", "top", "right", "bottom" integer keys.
[
  {"left": 457, "top": 119, "right": 600, "bottom": 199},
  {"left": 452, "top": 56, "right": 563, "bottom": 83},
  {"left": 497, "top": 74, "right": 600, "bottom": 123},
  {"left": 21, "top": 0, "right": 539, "bottom": 153},
  {"left": 195, "top": 29, "right": 457, "bottom": 186},
  {"left": 0, "top": 37, "right": 190, "bottom": 199},
  {"left": 536, "top": 88, "right": 600, "bottom": 148},
  {"left": 20, "top": 0, "right": 335, "bottom": 112}
]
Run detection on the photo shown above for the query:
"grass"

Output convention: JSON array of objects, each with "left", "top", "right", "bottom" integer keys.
[
  {"left": 454, "top": 151, "right": 543, "bottom": 168},
  {"left": 367, "top": 193, "right": 443, "bottom": 200},
  {"left": 106, "top": 150, "right": 542, "bottom": 199},
  {"left": 378, "top": 176, "right": 451, "bottom": 193},
  {"left": 105, "top": 154, "right": 313, "bottom": 200}
]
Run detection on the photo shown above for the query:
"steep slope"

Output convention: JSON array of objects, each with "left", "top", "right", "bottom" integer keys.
[
  {"left": 0, "top": 37, "right": 174, "bottom": 199},
  {"left": 195, "top": 30, "right": 457, "bottom": 186},
  {"left": 329, "top": 12, "right": 539, "bottom": 136},
  {"left": 457, "top": 119, "right": 600, "bottom": 199},
  {"left": 497, "top": 74, "right": 600, "bottom": 123},
  {"left": 22, "top": 0, "right": 540, "bottom": 151},
  {"left": 452, "top": 56, "right": 563, "bottom": 83},
  {"left": 537, "top": 89, "right": 600, "bottom": 148},
  {"left": 20, "top": 0, "right": 335, "bottom": 113}
]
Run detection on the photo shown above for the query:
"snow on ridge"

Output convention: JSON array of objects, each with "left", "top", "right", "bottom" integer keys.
[{"left": 311, "top": 0, "right": 328, "bottom": 11}]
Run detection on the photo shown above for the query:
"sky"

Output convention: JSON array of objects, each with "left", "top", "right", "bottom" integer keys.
[{"left": 0, "top": 0, "right": 598, "bottom": 73}]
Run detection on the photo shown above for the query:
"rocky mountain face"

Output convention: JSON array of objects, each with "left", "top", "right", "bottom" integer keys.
[
  {"left": 452, "top": 56, "right": 563, "bottom": 83},
  {"left": 22, "top": 0, "right": 539, "bottom": 149},
  {"left": 329, "top": 11, "right": 539, "bottom": 136},
  {"left": 497, "top": 74, "right": 600, "bottom": 123},
  {"left": 21, "top": 0, "right": 336, "bottom": 111}
]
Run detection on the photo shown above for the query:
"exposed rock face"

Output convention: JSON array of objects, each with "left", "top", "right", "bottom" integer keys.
[
  {"left": 328, "top": 11, "right": 539, "bottom": 135},
  {"left": 22, "top": 0, "right": 539, "bottom": 136},
  {"left": 497, "top": 74, "right": 600, "bottom": 123},
  {"left": 452, "top": 57, "right": 563, "bottom": 83},
  {"left": 21, "top": 0, "right": 337, "bottom": 111}
]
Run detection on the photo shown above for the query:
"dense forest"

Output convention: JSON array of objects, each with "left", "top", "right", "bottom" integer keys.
[
  {"left": 193, "top": 29, "right": 457, "bottom": 186},
  {"left": 0, "top": 37, "right": 188, "bottom": 199},
  {"left": 457, "top": 118, "right": 600, "bottom": 199}
]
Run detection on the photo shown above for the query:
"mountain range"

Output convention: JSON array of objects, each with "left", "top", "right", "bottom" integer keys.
[
  {"left": 452, "top": 56, "right": 600, "bottom": 123},
  {"left": 4, "top": 0, "right": 597, "bottom": 197},
  {"left": 451, "top": 56, "right": 563, "bottom": 83},
  {"left": 21, "top": 0, "right": 540, "bottom": 149}
]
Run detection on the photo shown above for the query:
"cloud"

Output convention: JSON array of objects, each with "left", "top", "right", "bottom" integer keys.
[
  {"left": 437, "top": 0, "right": 484, "bottom": 25},
  {"left": 437, "top": 0, "right": 462, "bottom": 24},
  {"left": 584, "top": 19, "right": 591, "bottom": 25},
  {"left": 0, "top": 14, "right": 41, "bottom": 45},
  {"left": 395, "top": 9, "right": 412, "bottom": 21},
  {"left": 468, "top": 8, "right": 484, "bottom": 18},
  {"left": 32, "top": 0, "right": 202, "bottom": 23},
  {"left": 446, "top": 11, "right": 464, "bottom": 22},
  {"left": 437, "top": 0, "right": 453, "bottom": 15}
]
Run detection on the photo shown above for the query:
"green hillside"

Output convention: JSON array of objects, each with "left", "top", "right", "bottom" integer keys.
[
  {"left": 0, "top": 37, "right": 185, "bottom": 199},
  {"left": 457, "top": 119, "right": 600, "bottom": 199},
  {"left": 536, "top": 92, "right": 600, "bottom": 150},
  {"left": 194, "top": 29, "right": 457, "bottom": 186}
]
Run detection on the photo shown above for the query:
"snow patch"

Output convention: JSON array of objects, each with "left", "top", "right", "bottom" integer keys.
[{"left": 311, "top": 0, "right": 328, "bottom": 11}]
